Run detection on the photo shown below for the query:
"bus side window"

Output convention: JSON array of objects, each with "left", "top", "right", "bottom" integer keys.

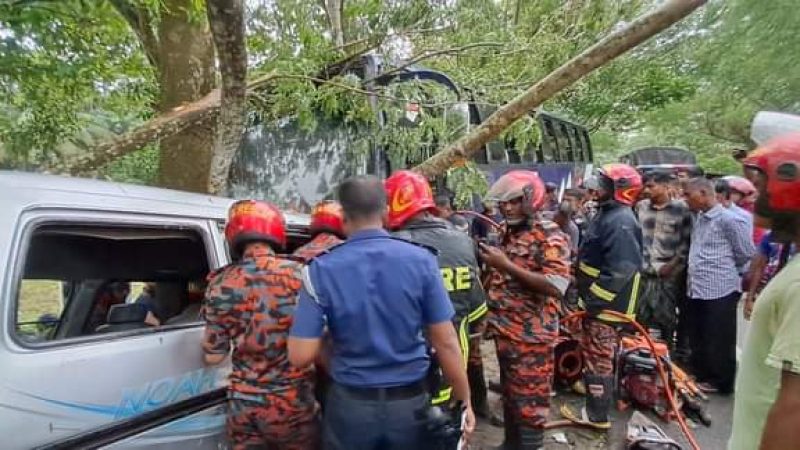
[
  {"left": 541, "top": 117, "right": 558, "bottom": 162},
  {"left": 581, "top": 129, "right": 594, "bottom": 162},
  {"left": 561, "top": 123, "right": 576, "bottom": 162}
]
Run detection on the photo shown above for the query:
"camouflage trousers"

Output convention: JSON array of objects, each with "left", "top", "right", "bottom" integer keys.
[
  {"left": 227, "top": 389, "right": 319, "bottom": 450},
  {"left": 495, "top": 337, "right": 554, "bottom": 429},
  {"left": 580, "top": 318, "right": 619, "bottom": 376}
]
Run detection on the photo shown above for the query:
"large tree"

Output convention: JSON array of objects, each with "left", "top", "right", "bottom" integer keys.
[{"left": 2, "top": 0, "right": 717, "bottom": 194}]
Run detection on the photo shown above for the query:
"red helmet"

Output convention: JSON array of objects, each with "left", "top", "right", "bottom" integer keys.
[
  {"left": 310, "top": 200, "right": 345, "bottom": 237},
  {"left": 743, "top": 132, "right": 800, "bottom": 215},
  {"left": 485, "top": 170, "right": 546, "bottom": 212},
  {"left": 597, "top": 163, "right": 643, "bottom": 206},
  {"left": 384, "top": 170, "right": 436, "bottom": 230},
  {"left": 225, "top": 200, "right": 286, "bottom": 256}
]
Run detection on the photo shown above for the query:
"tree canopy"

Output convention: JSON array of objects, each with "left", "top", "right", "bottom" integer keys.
[{"left": 1, "top": 0, "right": 795, "bottom": 193}]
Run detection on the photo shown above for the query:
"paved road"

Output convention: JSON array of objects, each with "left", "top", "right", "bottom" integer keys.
[{"left": 473, "top": 302, "right": 750, "bottom": 449}]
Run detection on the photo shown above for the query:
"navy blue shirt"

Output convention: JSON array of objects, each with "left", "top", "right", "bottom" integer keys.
[{"left": 290, "top": 229, "right": 454, "bottom": 388}]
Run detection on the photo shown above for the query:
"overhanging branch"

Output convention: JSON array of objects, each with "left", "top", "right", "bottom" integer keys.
[{"left": 413, "top": 0, "right": 708, "bottom": 178}]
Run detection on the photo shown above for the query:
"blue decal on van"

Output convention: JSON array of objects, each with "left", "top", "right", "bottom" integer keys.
[
  {"left": 22, "top": 393, "right": 118, "bottom": 417},
  {"left": 115, "top": 368, "right": 222, "bottom": 419},
  {"left": 18, "top": 368, "right": 224, "bottom": 420}
]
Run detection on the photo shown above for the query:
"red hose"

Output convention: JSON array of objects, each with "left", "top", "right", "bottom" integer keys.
[{"left": 562, "top": 310, "right": 701, "bottom": 450}]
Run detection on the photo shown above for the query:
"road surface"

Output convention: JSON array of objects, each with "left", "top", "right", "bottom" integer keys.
[{"left": 472, "top": 303, "right": 749, "bottom": 449}]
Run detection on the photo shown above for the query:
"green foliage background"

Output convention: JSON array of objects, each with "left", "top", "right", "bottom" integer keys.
[{"left": 1, "top": 0, "right": 798, "bottom": 190}]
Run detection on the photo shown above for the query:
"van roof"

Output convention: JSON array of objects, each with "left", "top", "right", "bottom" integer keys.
[{"left": 0, "top": 170, "right": 310, "bottom": 225}]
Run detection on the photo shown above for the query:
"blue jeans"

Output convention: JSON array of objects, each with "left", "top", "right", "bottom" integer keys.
[{"left": 322, "top": 382, "right": 430, "bottom": 450}]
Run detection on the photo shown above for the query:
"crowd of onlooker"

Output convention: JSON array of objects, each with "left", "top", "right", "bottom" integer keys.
[{"left": 434, "top": 168, "right": 796, "bottom": 397}]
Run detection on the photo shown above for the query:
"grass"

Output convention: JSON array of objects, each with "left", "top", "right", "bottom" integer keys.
[
  {"left": 18, "top": 280, "right": 62, "bottom": 323},
  {"left": 17, "top": 280, "right": 146, "bottom": 324}
]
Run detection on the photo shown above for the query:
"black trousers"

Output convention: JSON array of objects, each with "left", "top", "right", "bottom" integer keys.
[
  {"left": 323, "top": 382, "right": 430, "bottom": 450},
  {"left": 688, "top": 292, "right": 739, "bottom": 393}
]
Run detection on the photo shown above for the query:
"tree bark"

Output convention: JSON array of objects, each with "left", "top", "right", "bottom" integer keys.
[
  {"left": 156, "top": 0, "right": 217, "bottom": 193},
  {"left": 413, "top": 0, "right": 708, "bottom": 178},
  {"left": 206, "top": 0, "right": 248, "bottom": 195},
  {"left": 321, "top": 0, "right": 345, "bottom": 48}
]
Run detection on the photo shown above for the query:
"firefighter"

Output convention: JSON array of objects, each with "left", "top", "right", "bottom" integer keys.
[
  {"left": 562, "top": 163, "right": 644, "bottom": 430},
  {"left": 384, "top": 170, "right": 489, "bottom": 411},
  {"left": 294, "top": 200, "right": 345, "bottom": 262},
  {"left": 478, "top": 170, "right": 572, "bottom": 450},
  {"left": 203, "top": 200, "right": 318, "bottom": 450}
]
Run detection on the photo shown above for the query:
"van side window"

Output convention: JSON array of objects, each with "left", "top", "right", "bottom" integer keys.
[
  {"left": 16, "top": 280, "right": 65, "bottom": 342},
  {"left": 14, "top": 225, "right": 210, "bottom": 344}
]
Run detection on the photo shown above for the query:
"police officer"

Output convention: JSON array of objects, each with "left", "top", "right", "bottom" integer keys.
[
  {"left": 562, "top": 163, "right": 644, "bottom": 430},
  {"left": 288, "top": 175, "right": 475, "bottom": 450},
  {"left": 203, "top": 200, "right": 318, "bottom": 450},
  {"left": 478, "top": 171, "right": 572, "bottom": 450},
  {"left": 294, "top": 200, "right": 345, "bottom": 262},
  {"left": 384, "top": 170, "right": 488, "bottom": 410}
]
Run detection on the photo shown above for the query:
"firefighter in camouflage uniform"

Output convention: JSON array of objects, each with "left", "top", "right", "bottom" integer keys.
[
  {"left": 294, "top": 200, "right": 345, "bottom": 262},
  {"left": 562, "top": 163, "right": 644, "bottom": 430},
  {"left": 203, "top": 200, "right": 318, "bottom": 450},
  {"left": 477, "top": 171, "right": 572, "bottom": 450},
  {"left": 384, "top": 170, "right": 488, "bottom": 411},
  {"left": 293, "top": 200, "right": 345, "bottom": 412}
]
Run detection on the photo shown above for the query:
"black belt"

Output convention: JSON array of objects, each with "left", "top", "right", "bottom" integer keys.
[{"left": 336, "top": 380, "right": 427, "bottom": 401}]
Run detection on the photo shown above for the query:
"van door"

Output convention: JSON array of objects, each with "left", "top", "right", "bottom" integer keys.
[{"left": 0, "top": 209, "right": 229, "bottom": 449}]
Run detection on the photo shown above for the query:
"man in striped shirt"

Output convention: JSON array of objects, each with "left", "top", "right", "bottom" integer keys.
[
  {"left": 635, "top": 171, "right": 693, "bottom": 351},
  {"left": 684, "top": 177, "right": 755, "bottom": 394}
]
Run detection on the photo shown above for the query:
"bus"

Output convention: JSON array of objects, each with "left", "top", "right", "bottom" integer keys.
[{"left": 227, "top": 54, "right": 593, "bottom": 210}]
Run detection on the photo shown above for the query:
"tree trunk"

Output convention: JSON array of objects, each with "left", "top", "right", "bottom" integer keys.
[
  {"left": 323, "top": 0, "right": 345, "bottom": 48},
  {"left": 413, "top": 0, "right": 708, "bottom": 178},
  {"left": 206, "top": 0, "right": 248, "bottom": 195},
  {"left": 156, "top": 0, "right": 217, "bottom": 193}
]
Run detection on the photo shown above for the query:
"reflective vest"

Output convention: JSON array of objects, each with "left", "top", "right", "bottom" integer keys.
[
  {"left": 577, "top": 201, "right": 644, "bottom": 322},
  {"left": 393, "top": 217, "right": 488, "bottom": 404}
]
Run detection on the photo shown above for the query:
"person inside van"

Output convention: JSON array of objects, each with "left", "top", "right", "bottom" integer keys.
[{"left": 85, "top": 281, "right": 130, "bottom": 333}]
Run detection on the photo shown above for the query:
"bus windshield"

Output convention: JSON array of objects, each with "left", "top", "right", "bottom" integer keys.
[{"left": 227, "top": 116, "right": 369, "bottom": 213}]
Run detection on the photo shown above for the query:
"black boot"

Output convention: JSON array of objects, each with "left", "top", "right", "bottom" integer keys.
[
  {"left": 519, "top": 427, "right": 544, "bottom": 450},
  {"left": 468, "top": 363, "right": 490, "bottom": 418},
  {"left": 584, "top": 373, "right": 613, "bottom": 427},
  {"left": 491, "top": 402, "right": 518, "bottom": 450}
]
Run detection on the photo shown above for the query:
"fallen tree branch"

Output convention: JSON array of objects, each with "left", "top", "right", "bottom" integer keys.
[
  {"left": 413, "top": 0, "right": 708, "bottom": 178},
  {"left": 53, "top": 70, "right": 496, "bottom": 176}
]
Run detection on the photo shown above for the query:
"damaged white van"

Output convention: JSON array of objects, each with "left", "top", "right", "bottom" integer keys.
[{"left": 0, "top": 171, "right": 310, "bottom": 449}]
